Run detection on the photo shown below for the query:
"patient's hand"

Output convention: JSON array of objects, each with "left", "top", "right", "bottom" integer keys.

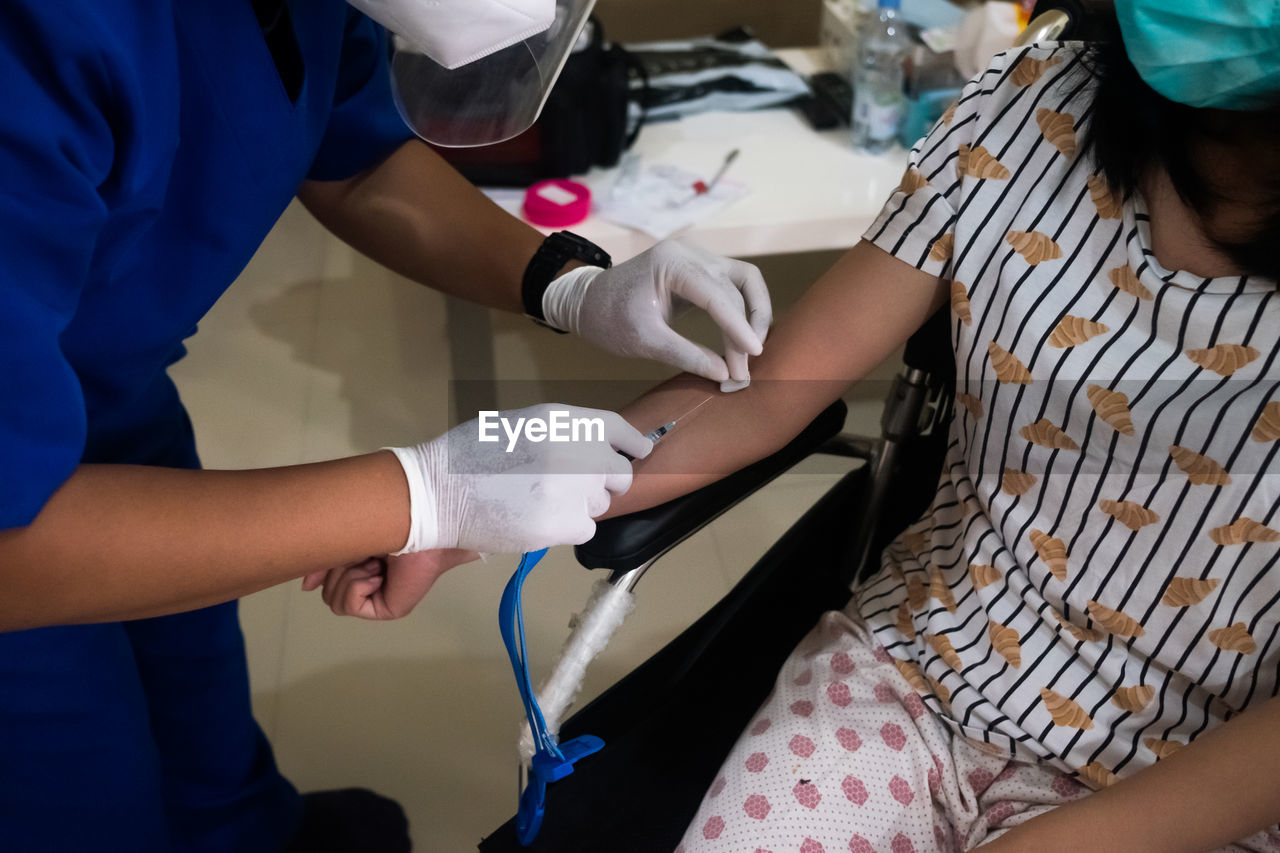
[{"left": 301, "top": 548, "right": 479, "bottom": 619}]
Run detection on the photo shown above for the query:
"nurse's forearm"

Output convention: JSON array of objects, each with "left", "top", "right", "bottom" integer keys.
[
  {"left": 298, "top": 140, "right": 550, "bottom": 313},
  {"left": 978, "top": 694, "right": 1280, "bottom": 853},
  {"left": 0, "top": 452, "right": 410, "bottom": 631}
]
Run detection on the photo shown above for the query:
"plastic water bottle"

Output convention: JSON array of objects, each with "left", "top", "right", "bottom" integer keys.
[{"left": 850, "top": 0, "right": 909, "bottom": 153}]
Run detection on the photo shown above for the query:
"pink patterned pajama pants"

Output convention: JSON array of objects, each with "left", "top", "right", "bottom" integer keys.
[
  {"left": 676, "top": 609, "right": 1092, "bottom": 853},
  {"left": 676, "top": 610, "right": 1280, "bottom": 853}
]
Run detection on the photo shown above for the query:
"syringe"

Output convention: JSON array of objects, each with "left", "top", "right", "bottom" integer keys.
[
  {"left": 644, "top": 420, "right": 677, "bottom": 444},
  {"left": 638, "top": 394, "right": 713, "bottom": 452}
]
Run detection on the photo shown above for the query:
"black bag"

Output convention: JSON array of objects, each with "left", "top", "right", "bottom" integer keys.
[{"left": 432, "top": 19, "right": 645, "bottom": 187}]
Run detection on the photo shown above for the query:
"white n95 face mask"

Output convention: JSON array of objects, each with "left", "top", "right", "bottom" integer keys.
[
  {"left": 347, "top": 0, "right": 598, "bottom": 148},
  {"left": 345, "top": 0, "right": 556, "bottom": 70}
]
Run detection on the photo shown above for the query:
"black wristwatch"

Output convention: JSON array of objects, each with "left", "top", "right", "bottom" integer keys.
[{"left": 521, "top": 231, "right": 612, "bottom": 331}]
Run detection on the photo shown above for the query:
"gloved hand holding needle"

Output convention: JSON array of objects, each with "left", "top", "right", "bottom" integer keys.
[
  {"left": 388, "top": 404, "right": 653, "bottom": 555},
  {"left": 302, "top": 405, "right": 653, "bottom": 618}
]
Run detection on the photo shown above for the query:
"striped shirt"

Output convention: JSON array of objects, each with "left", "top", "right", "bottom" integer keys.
[{"left": 854, "top": 43, "right": 1280, "bottom": 789}]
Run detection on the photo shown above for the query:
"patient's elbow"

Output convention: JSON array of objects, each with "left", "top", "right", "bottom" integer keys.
[{"left": 743, "top": 382, "right": 847, "bottom": 458}]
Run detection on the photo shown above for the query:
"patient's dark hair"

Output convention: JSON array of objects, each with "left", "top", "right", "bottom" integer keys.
[{"left": 1080, "top": 17, "right": 1280, "bottom": 283}]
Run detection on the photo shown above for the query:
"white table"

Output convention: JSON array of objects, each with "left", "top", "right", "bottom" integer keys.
[{"left": 448, "top": 48, "right": 909, "bottom": 417}]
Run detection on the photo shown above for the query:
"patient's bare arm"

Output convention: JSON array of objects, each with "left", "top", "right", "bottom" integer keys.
[
  {"left": 609, "top": 240, "right": 946, "bottom": 517},
  {"left": 977, "top": 693, "right": 1280, "bottom": 853}
]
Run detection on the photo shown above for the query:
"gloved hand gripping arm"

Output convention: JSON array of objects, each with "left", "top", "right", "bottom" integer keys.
[{"left": 541, "top": 241, "right": 773, "bottom": 386}]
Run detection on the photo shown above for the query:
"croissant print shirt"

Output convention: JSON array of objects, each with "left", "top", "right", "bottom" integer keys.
[{"left": 855, "top": 43, "right": 1280, "bottom": 789}]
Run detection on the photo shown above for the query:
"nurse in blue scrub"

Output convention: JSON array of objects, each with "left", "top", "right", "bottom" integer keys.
[{"left": 0, "top": 1, "right": 772, "bottom": 851}]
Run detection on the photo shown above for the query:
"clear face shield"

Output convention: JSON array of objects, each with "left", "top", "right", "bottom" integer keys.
[{"left": 348, "top": 0, "right": 598, "bottom": 148}]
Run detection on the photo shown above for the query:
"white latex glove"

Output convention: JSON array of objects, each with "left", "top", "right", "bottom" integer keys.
[
  {"left": 541, "top": 241, "right": 773, "bottom": 388},
  {"left": 387, "top": 404, "right": 652, "bottom": 555}
]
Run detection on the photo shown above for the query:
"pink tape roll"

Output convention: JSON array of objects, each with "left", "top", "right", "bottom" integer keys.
[{"left": 522, "top": 179, "right": 592, "bottom": 228}]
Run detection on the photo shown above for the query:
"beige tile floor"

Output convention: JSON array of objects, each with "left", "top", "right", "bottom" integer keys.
[{"left": 168, "top": 202, "right": 897, "bottom": 851}]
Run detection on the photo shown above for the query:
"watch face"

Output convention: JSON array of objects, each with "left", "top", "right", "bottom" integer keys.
[{"left": 552, "top": 232, "right": 611, "bottom": 268}]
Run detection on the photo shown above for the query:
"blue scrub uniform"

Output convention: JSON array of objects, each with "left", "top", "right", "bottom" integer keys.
[{"left": 0, "top": 2, "right": 412, "bottom": 850}]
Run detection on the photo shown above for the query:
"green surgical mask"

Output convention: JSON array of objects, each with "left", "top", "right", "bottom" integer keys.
[{"left": 1115, "top": 0, "right": 1280, "bottom": 110}]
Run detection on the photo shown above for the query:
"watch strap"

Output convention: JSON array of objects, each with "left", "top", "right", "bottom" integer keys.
[{"left": 522, "top": 231, "right": 612, "bottom": 328}]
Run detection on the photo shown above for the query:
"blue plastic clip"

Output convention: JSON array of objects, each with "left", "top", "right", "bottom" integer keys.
[{"left": 499, "top": 549, "right": 605, "bottom": 846}]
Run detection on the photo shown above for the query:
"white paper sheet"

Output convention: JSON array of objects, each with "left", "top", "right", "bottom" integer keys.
[{"left": 593, "top": 158, "right": 749, "bottom": 240}]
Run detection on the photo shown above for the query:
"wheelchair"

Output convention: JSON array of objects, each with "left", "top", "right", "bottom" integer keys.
[
  {"left": 479, "top": 304, "right": 954, "bottom": 852},
  {"left": 479, "top": 5, "right": 1096, "bottom": 847}
]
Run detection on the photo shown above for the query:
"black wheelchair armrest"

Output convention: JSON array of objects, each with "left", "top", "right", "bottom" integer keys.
[{"left": 574, "top": 399, "right": 849, "bottom": 573}]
